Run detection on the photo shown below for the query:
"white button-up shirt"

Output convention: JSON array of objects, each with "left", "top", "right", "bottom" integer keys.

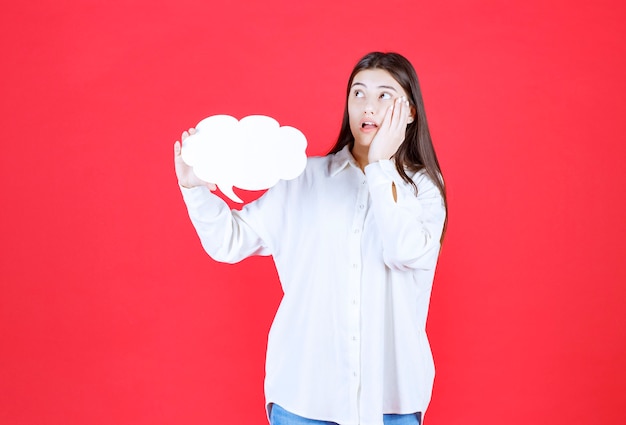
[{"left": 180, "top": 145, "right": 446, "bottom": 425}]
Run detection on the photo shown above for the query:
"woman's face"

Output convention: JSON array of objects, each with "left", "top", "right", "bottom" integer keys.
[{"left": 348, "top": 68, "right": 411, "bottom": 149}]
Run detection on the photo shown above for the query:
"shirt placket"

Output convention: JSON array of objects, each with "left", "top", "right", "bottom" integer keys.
[{"left": 347, "top": 177, "right": 369, "bottom": 422}]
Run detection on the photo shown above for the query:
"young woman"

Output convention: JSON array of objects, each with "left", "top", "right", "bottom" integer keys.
[{"left": 173, "top": 52, "right": 447, "bottom": 425}]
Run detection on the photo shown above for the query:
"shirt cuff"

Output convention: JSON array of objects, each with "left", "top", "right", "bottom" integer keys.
[
  {"left": 364, "top": 160, "right": 398, "bottom": 187},
  {"left": 180, "top": 185, "right": 224, "bottom": 215}
]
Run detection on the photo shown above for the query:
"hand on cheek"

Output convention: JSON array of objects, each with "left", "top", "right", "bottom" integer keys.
[{"left": 368, "top": 97, "right": 411, "bottom": 164}]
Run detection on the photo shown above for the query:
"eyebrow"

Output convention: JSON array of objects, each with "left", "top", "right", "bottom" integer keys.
[{"left": 351, "top": 82, "right": 398, "bottom": 92}]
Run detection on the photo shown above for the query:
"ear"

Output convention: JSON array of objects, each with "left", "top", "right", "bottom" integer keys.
[{"left": 407, "top": 106, "right": 416, "bottom": 124}]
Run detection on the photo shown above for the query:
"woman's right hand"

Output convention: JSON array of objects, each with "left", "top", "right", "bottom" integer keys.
[{"left": 174, "top": 128, "right": 217, "bottom": 190}]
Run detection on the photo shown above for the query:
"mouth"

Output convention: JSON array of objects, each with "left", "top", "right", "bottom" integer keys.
[{"left": 360, "top": 120, "right": 378, "bottom": 130}]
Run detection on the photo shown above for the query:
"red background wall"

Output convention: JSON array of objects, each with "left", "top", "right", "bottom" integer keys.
[{"left": 1, "top": 0, "right": 625, "bottom": 424}]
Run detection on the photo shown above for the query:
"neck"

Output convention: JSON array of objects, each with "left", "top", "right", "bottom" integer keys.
[{"left": 350, "top": 144, "right": 369, "bottom": 171}]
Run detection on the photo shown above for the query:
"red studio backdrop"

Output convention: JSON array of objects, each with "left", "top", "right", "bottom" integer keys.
[{"left": 1, "top": 0, "right": 625, "bottom": 424}]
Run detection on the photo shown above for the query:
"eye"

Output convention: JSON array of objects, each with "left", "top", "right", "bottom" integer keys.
[
  {"left": 379, "top": 92, "right": 392, "bottom": 100},
  {"left": 354, "top": 90, "right": 364, "bottom": 98}
]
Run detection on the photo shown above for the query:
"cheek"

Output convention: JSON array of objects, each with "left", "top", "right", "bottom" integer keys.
[
  {"left": 348, "top": 101, "right": 364, "bottom": 123},
  {"left": 347, "top": 101, "right": 357, "bottom": 115},
  {"left": 348, "top": 114, "right": 360, "bottom": 133}
]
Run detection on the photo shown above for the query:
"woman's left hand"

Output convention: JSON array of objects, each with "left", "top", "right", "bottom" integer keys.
[{"left": 368, "top": 96, "right": 412, "bottom": 164}]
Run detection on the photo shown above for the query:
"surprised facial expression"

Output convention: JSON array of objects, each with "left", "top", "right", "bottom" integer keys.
[{"left": 348, "top": 69, "right": 410, "bottom": 148}]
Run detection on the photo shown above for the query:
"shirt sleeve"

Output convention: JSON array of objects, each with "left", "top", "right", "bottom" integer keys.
[
  {"left": 179, "top": 185, "right": 272, "bottom": 263},
  {"left": 364, "top": 160, "right": 446, "bottom": 271}
]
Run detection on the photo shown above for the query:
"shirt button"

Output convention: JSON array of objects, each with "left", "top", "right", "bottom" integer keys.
[
  {"left": 359, "top": 204, "right": 365, "bottom": 209},
  {"left": 352, "top": 263, "right": 358, "bottom": 269},
  {"left": 354, "top": 229, "right": 360, "bottom": 234},
  {"left": 353, "top": 372, "right": 358, "bottom": 377},
  {"left": 352, "top": 336, "right": 357, "bottom": 341},
  {"left": 362, "top": 181, "right": 366, "bottom": 185}
]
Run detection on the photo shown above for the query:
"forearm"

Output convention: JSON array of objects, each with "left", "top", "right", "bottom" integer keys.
[
  {"left": 180, "top": 186, "right": 269, "bottom": 263},
  {"left": 365, "top": 161, "right": 445, "bottom": 271}
]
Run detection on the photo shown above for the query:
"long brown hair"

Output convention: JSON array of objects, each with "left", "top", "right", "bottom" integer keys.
[{"left": 328, "top": 52, "right": 448, "bottom": 240}]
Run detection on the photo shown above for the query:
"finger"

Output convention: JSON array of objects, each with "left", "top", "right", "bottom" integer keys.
[
  {"left": 393, "top": 97, "right": 409, "bottom": 131},
  {"left": 393, "top": 98, "right": 402, "bottom": 126},
  {"left": 189, "top": 127, "right": 196, "bottom": 135},
  {"left": 181, "top": 130, "right": 189, "bottom": 141},
  {"left": 174, "top": 141, "right": 181, "bottom": 156},
  {"left": 403, "top": 99, "right": 412, "bottom": 128},
  {"left": 381, "top": 102, "right": 394, "bottom": 130},
  {"left": 392, "top": 97, "right": 406, "bottom": 128},
  {"left": 401, "top": 98, "right": 410, "bottom": 128}
]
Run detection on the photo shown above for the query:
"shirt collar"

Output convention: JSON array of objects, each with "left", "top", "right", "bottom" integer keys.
[{"left": 329, "top": 145, "right": 360, "bottom": 177}]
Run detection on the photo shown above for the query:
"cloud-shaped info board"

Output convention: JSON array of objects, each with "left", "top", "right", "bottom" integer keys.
[{"left": 181, "top": 115, "right": 308, "bottom": 203}]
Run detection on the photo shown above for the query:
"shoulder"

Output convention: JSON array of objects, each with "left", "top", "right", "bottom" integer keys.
[
  {"left": 407, "top": 168, "right": 444, "bottom": 199},
  {"left": 409, "top": 168, "right": 435, "bottom": 186},
  {"left": 301, "top": 154, "right": 334, "bottom": 178},
  {"left": 271, "top": 155, "right": 330, "bottom": 195},
  {"left": 282, "top": 147, "right": 352, "bottom": 185},
  {"left": 306, "top": 154, "right": 330, "bottom": 168}
]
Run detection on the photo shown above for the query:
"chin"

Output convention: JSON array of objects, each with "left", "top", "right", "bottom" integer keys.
[{"left": 354, "top": 137, "right": 373, "bottom": 148}]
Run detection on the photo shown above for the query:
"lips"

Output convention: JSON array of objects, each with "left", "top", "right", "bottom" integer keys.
[{"left": 359, "top": 118, "right": 378, "bottom": 130}]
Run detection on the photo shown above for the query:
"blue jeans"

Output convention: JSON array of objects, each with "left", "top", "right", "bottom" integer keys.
[{"left": 269, "top": 404, "right": 421, "bottom": 425}]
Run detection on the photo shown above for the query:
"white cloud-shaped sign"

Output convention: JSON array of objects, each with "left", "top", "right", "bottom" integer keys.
[{"left": 181, "top": 115, "right": 308, "bottom": 203}]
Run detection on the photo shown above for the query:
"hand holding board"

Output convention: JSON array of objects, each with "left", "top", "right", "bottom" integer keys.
[{"left": 181, "top": 115, "right": 308, "bottom": 202}]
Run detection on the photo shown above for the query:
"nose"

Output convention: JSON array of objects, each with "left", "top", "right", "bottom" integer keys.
[{"left": 364, "top": 100, "right": 375, "bottom": 115}]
